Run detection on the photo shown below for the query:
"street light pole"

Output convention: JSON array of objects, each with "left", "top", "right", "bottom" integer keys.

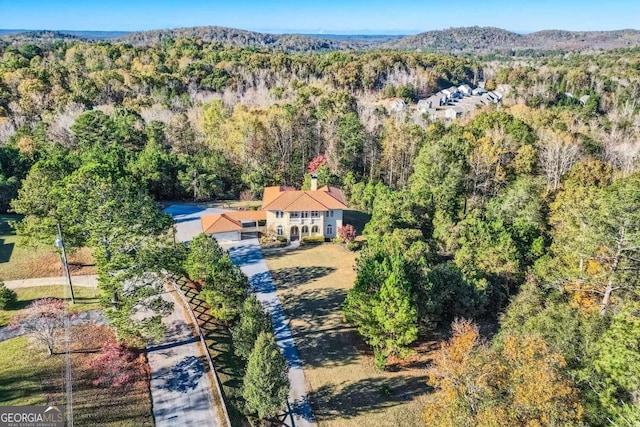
[{"left": 55, "top": 222, "right": 75, "bottom": 304}]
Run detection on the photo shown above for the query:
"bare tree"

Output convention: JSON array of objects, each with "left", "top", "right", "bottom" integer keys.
[
  {"left": 10, "top": 298, "right": 68, "bottom": 356},
  {"left": 538, "top": 129, "right": 581, "bottom": 191}
]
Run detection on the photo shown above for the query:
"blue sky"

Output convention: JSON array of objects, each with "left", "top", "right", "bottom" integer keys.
[{"left": 0, "top": 0, "right": 638, "bottom": 34}]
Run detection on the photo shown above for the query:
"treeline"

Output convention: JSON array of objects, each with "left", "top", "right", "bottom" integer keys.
[
  {"left": 342, "top": 106, "right": 640, "bottom": 425},
  {"left": 2, "top": 35, "right": 640, "bottom": 425}
]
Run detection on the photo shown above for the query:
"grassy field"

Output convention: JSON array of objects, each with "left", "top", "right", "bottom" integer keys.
[
  {"left": 0, "top": 324, "right": 153, "bottom": 426},
  {"left": 0, "top": 214, "right": 96, "bottom": 281},
  {"left": 0, "top": 285, "right": 101, "bottom": 327},
  {"left": 264, "top": 244, "right": 431, "bottom": 427}
]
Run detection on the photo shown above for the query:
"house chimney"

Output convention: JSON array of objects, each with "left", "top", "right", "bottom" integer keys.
[{"left": 310, "top": 173, "right": 318, "bottom": 191}]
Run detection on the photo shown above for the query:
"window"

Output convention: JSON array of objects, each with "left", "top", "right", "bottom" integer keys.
[
  {"left": 290, "top": 211, "right": 299, "bottom": 218},
  {"left": 327, "top": 224, "right": 333, "bottom": 235},
  {"left": 277, "top": 225, "right": 283, "bottom": 236},
  {"left": 311, "top": 225, "right": 319, "bottom": 234},
  {"left": 302, "top": 211, "right": 309, "bottom": 218},
  {"left": 311, "top": 211, "right": 319, "bottom": 217},
  {"left": 328, "top": 210, "right": 334, "bottom": 217},
  {"left": 301, "top": 225, "right": 309, "bottom": 234},
  {"left": 275, "top": 211, "right": 283, "bottom": 218}
]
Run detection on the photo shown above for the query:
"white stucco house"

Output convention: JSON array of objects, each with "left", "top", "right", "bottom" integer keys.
[{"left": 261, "top": 175, "right": 348, "bottom": 241}]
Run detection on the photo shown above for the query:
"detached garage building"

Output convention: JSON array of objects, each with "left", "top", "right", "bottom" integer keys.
[{"left": 201, "top": 210, "right": 267, "bottom": 242}]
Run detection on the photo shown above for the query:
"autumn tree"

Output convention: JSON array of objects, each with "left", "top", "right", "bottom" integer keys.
[
  {"left": 337, "top": 224, "right": 356, "bottom": 243},
  {"left": 10, "top": 298, "right": 67, "bottom": 356},
  {"left": 88, "top": 340, "right": 146, "bottom": 388},
  {"left": 424, "top": 319, "right": 583, "bottom": 426},
  {"left": 550, "top": 172, "right": 640, "bottom": 314}
]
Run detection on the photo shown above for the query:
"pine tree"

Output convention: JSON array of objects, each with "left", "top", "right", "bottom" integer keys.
[
  {"left": 242, "top": 332, "right": 290, "bottom": 420},
  {"left": 231, "top": 296, "right": 272, "bottom": 360}
]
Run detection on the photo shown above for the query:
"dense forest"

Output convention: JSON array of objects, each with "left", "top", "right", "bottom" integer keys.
[{"left": 1, "top": 30, "right": 639, "bottom": 425}]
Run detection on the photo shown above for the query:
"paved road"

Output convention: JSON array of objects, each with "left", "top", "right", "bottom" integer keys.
[
  {"left": 3, "top": 275, "right": 98, "bottom": 289},
  {"left": 0, "top": 309, "right": 106, "bottom": 342},
  {"left": 222, "top": 238, "right": 316, "bottom": 427},
  {"left": 147, "top": 287, "right": 222, "bottom": 427}
]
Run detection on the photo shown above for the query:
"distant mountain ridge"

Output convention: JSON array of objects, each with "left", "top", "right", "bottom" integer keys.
[
  {"left": 2, "top": 26, "right": 639, "bottom": 53},
  {"left": 382, "top": 26, "right": 640, "bottom": 52}
]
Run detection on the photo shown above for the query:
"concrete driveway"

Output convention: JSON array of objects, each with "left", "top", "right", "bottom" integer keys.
[
  {"left": 221, "top": 238, "right": 316, "bottom": 427},
  {"left": 148, "top": 287, "right": 222, "bottom": 427},
  {"left": 164, "top": 204, "right": 227, "bottom": 243}
]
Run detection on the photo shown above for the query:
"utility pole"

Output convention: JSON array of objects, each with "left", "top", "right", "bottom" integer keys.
[
  {"left": 55, "top": 221, "right": 74, "bottom": 427},
  {"left": 55, "top": 222, "right": 75, "bottom": 304}
]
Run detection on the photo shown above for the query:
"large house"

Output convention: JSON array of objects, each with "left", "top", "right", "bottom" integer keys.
[{"left": 262, "top": 175, "right": 348, "bottom": 241}]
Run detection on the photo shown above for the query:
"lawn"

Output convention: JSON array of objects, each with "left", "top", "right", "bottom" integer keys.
[
  {"left": 265, "top": 244, "right": 431, "bottom": 427},
  {"left": 0, "top": 285, "right": 101, "bottom": 327},
  {"left": 0, "top": 214, "right": 96, "bottom": 281},
  {"left": 0, "top": 324, "right": 153, "bottom": 426}
]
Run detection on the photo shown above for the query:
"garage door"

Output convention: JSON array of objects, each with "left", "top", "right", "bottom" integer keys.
[{"left": 213, "top": 231, "right": 240, "bottom": 242}]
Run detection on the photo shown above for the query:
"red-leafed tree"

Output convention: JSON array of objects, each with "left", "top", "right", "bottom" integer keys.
[
  {"left": 10, "top": 298, "right": 67, "bottom": 356},
  {"left": 337, "top": 224, "right": 357, "bottom": 243},
  {"left": 88, "top": 341, "right": 146, "bottom": 388},
  {"left": 307, "top": 155, "right": 328, "bottom": 173}
]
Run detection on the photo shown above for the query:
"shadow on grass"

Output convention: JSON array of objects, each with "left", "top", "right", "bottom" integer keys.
[
  {"left": 270, "top": 266, "right": 336, "bottom": 290},
  {"left": 278, "top": 286, "right": 367, "bottom": 368},
  {"left": 0, "top": 238, "right": 14, "bottom": 264},
  {"left": 7, "top": 296, "right": 98, "bottom": 312},
  {"left": 308, "top": 375, "right": 431, "bottom": 420}
]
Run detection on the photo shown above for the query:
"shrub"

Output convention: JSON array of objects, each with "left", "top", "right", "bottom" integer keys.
[
  {"left": 337, "top": 224, "right": 357, "bottom": 243},
  {"left": 346, "top": 241, "right": 362, "bottom": 251},
  {"left": 301, "top": 235, "right": 325, "bottom": 245},
  {"left": 0, "top": 282, "right": 17, "bottom": 309},
  {"left": 88, "top": 341, "right": 146, "bottom": 388}
]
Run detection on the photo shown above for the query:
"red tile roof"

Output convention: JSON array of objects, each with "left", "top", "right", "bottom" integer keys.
[
  {"left": 201, "top": 214, "right": 243, "bottom": 234},
  {"left": 261, "top": 185, "right": 348, "bottom": 211},
  {"left": 224, "top": 210, "right": 266, "bottom": 222}
]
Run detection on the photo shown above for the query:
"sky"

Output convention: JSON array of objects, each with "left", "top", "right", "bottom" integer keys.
[{"left": 0, "top": 0, "right": 638, "bottom": 34}]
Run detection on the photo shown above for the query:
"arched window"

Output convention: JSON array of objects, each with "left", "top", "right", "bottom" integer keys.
[
  {"left": 277, "top": 225, "right": 283, "bottom": 236},
  {"left": 326, "top": 224, "right": 333, "bottom": 235},
  {"left": 301, "top": 225, "right": 309, "bottom": 234},
  {"left": 311, "top": 225, "right": 319, "bottom": 234}
]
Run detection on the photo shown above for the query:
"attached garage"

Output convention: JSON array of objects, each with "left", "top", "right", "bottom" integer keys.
[
  {"left": 201, "top": 214, "right": 244, "bottom": 242},
  {"left": 212, "top": 231, "right": 241, "bottom": 242}
]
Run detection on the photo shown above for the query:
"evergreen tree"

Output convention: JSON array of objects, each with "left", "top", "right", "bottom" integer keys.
[
  {"left": 231, "top": 296, "right": 272, "bottom": 360},
  {"left": 242, "top": 332, "right": 289, "bottom": 420}
]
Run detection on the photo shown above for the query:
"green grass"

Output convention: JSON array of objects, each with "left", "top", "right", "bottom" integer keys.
[
  {"left": 0, "top": 214, "right": 96, "bottom": 281},
  {"left": 0, "top": 285, "right": 100, "bottom": 327},
  {"left": 0, "top": 325, "right": 153, "bottom": 426}
]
